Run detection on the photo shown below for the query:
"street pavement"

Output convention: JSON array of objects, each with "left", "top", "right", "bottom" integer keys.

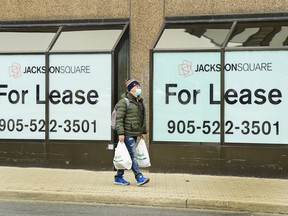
[{"left": 0, "top": 166, "right": 287, "bottom": 214}]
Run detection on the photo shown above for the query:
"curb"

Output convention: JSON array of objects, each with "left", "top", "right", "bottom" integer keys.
[
  {"left": 187, "top": 198, "right": 288, "bottom": 214},
  {"left": 0, "top": 190, "right": 287, "bottom": 214},
  {"left": 0, "top": 190, "right": 187, "bottom": 208}
]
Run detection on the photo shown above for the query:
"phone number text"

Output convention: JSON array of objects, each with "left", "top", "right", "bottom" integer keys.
[
  {"left": 0, "top": 119, "right": 97, "bottom": 133},
  {"left": 167, "top": 120, "right": 279, "bottom": 135}
]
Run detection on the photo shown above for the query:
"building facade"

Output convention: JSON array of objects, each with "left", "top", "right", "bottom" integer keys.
[{"left": 0, "top": 0, "right": 287, "bottom": 178}]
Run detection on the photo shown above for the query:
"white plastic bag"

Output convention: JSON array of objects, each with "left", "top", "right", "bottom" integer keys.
[
  {"left": 136, "top": 139, "right": 151, "bottom": 167},
  {"left": 113, "top": 141, "right": 132, "bottom": 170}
]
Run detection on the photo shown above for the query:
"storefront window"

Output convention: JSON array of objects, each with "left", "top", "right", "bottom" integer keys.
[
  {"left": 52, "top": 27, "right": 124, "bottom": 51},
  {"left": 0, "top": 21, "right": 129, "bottom": 141},
  {"left": 155, "top": 23, "right": 232, "bottom": 49},
  {"left": 0, "top": 28, "right": 58, "bottom": 52},
  {"left": 227, "top": 21, "right": 288, "bottom": 47},
  {"left": 152, "top": 18, "right": 288, "bottom": 145}
]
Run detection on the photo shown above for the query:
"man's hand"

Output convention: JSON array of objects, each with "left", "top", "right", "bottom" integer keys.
[{"left": 119, "top": 135, "right": 125, "bottom": 142}]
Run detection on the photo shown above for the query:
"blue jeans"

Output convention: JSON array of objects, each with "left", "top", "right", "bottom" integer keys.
[{"left": 115, "top": 135, "right": 142, "bottom": 179}]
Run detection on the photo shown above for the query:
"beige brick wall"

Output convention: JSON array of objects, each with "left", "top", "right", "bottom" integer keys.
[
  {"left": 0, "top": 0, "right": 130, "bottom": 20},
  {"left": 165, "top": 0, "right": 287, "bottom": 16}
]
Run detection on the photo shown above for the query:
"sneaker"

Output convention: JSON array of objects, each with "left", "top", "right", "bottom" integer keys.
[
  {"left": 114, "top": 177, "right": 130, "bottom": 185},
  {"left": 136, "top": 175, "right": 150, "bottom": 186}
]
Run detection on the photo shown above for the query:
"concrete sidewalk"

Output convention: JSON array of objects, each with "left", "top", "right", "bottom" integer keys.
[{"left": 0, "top": 166, "right": 287, "bottom": 214}]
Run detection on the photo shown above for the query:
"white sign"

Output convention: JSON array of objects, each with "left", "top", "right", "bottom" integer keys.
[
  {"left": 0, "top": 55, "right": 45, "bottom": 139},
  {"left": 224, "top": 51, "right": 288, "bottom": 144},
  {"left": 0, "top": 54, "right": 111, "bottom": 140},
  {"left": 153, "top": 52, "right": 220, "bottom": 142},
  {"left": 49, "top": 54, "right": 111, "bottom": 140},
  {"left": 153, "top": 51, "right": 288, "bottom": 144}
]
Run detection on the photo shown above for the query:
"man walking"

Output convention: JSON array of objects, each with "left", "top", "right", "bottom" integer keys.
[{"left": 114, "top": 78, "right": 150, "bottom": 186}]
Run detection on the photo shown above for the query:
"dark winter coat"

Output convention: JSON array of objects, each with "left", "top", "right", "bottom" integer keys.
[{"left": 115, "top": 92, "right": 147, "bottom": 137}]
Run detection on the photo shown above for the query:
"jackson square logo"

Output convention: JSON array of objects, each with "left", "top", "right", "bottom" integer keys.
[
  {"left": 178, "top": 59, "right": 273, "bottom": 76},
  {"left": 178, "top": 60, "right": 193, "bottom": 77},
  {"left": 8, "top": 62, "right": 91, "bottom": 78},
  {"left": 9, "top": 62, "right": 22, "bottom": 78}
]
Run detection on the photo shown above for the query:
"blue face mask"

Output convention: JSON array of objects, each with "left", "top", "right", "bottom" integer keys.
[{"left": 135, "top": 88, "right": 142, "bottom": 96}]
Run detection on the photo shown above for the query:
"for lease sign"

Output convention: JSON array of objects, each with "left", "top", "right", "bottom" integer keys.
[
  {"left": 0, "top": 54, "right": 111, "bottom": 140},
  {"left": 153, "top": 51, "right": 288, "bottom": 144}
]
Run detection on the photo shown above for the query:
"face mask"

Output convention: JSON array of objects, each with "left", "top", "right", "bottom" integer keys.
[{"left": 135, "top": 88, "right": 142, "bottom": 96}]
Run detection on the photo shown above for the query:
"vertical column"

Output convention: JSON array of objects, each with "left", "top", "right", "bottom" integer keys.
[{"left": 130, "top": 0, "right": 165, "bottom": 133}]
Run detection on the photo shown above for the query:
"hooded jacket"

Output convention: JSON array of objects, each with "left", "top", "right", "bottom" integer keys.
[{"left": 115, "top": 92, "right": 147, "bottom": 137}]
